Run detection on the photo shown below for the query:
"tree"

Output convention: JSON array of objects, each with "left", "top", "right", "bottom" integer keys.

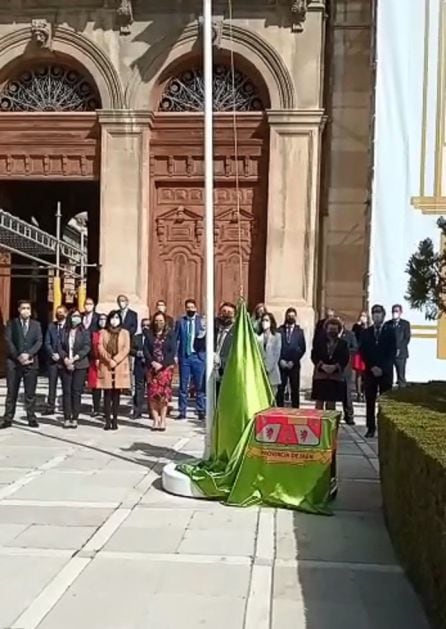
[{"left": 406, "top": 217, "right": 446, "bottom": 319}]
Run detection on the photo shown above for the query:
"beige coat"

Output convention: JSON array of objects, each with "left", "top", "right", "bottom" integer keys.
[{"left": 97, "top": 329, "right": 131, "bottom": 390}]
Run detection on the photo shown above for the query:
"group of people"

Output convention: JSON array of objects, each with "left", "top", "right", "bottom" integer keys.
[{"left": 0, "top": 294, "right": 410, "bottom": 438}]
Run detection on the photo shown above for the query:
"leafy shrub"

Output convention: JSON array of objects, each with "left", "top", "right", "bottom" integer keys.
[{"left": 379, "top": 383, "right": 446, "bottom": 629}]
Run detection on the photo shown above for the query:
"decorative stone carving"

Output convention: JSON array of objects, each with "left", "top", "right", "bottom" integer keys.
[
  {"left": 197, "top": 16, "right": 223, "bottom": 49},
  {"left": 268, "top": 0, "right": 313, "bottom": 32},
  {"left": 116, "top": 0, "right": 133, "bottom": 35},
  {"left": 31, "top": 19, "right": 51, "bottom": 48}
]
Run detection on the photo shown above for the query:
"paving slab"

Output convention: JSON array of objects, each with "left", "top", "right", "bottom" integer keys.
[
  {"left": 8, "top": 524, "right": 97, "bottom": 550},
  {"left": 0, "top": 504, "right": 113, "bottom": 526}
]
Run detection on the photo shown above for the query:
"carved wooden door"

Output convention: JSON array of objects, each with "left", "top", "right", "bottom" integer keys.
[{"left": 149, "top": 114, "right": 268, "bottom": 316}]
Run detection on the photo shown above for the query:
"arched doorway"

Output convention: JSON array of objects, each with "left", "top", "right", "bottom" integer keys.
[
  {"left": 148, "top": 57, "right": 270, "bottom": 316},
  {"left": 0, "top": 58, "right": 101, "bottom": 322}
]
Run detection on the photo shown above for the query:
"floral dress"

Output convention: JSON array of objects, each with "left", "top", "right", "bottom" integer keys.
[{"left": 147, "top": 336, "right": 174, "bottom": 402}]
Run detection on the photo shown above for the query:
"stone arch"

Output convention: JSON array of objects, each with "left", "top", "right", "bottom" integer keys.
[
  {"left": 0, "top": 26, "right": 124, "bottom": 109},
  {"left": 127, "top": 22, "right": 295, "bottom": 110}
]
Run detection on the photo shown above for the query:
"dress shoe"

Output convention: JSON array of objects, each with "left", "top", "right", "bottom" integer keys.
[
  {"left": 28, "top": 418, "right": 39, "bottom": 428},
  {"left": 176, "top": 413, "right": 186, "bottom": 421},
  {"left": 104, "top": 422, "right": 111, "bottom": 431},
  {"left": 344, "top": 417, "right": 355, "bottom": 426},
  {"left": 69, "top": 419, "right": 78, "bottom": 429},
  {"left": 131, "top": 411, "right": 142, "bottom": 420},
  {"left": 365, "top": 428, "right": 376, "bottom": 438},
  {"left": 41, "top": 408, "right": 55, "bottom": 416},
  {"left": 198, "top": 412, "right": 205, "bottom": 421},
  {"left": 0, "top": 417, "right": 12, "bottom": 429},
  {"left": 63, "top": 419, "right": 71, "bottom": 429}
]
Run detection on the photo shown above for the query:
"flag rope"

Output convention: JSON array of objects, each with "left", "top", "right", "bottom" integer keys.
[{"left": 227, "top": 0, "right": 244, "bottom": 299}]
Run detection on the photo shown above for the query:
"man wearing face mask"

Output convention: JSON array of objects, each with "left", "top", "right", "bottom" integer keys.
[
  {"left": 155, "top": 299, "right": 174, "bottom": 330},
  {"left": 389, "top": 304, "right": 411, "bottom": 387},
  {"left": 175, "top": 299, "right": 206, "bottom": 420},
  {"left": 131, "top": 317, "right": 151, "bottom": 419},
  {"left": 277, "top": 308, "right": 306, "bottom": 408},
  {"left": 1, "top": 300, "right": 43, "bottom": 429},
  {"left": 116, "top": 294, "right": 138, "bottom": 338},
  {"left": 82, "top": 297, "right": 99, "bottom": 334},
  {"left": 214, "top": 302, "right": 236, "bottom": 399},
  {"left": 359, "top": 305, "right": 397, "bottom": 438},
  {"left": 42, "top": 305, "right": 67, "bottom": 416},
  {"left": 57, "top": 309, "right": 91, "bottom": 429}
]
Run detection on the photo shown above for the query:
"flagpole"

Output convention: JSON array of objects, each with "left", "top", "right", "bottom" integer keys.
[{"left": 203, "top": 0, "right": 214, "bottom": 456}]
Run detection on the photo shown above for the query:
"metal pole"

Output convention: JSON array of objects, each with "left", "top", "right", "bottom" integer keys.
[
  {"left": 52, "top": 202, "right": 62, "bottom": 318},
  {"left": 203, "top": 0, "right": 215, "bottom": 455}
]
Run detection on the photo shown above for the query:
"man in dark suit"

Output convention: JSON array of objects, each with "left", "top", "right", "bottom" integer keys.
[
  {"left": 340, "top": 320, "right": 358, "bottom": 425},
  {"left": 175, "top": 298, "right": 206, "bottom": 420},
  {"left": 214, "top": 302, "right": 236, "bottom": 399},
  {"left": 390, "top": 304, "right": 411, "bottom": 387},
  {"left": 131, "top": 317, "right": 150, "bottom": 419},
  {"left": 0, "top": 300, "right": 43, "bottom": 428},
  {"left": 277, "top": 307, "right": 306, "bottom": 408},
  {"left": 359, "top": 304, "right": 397, "bottom": 438},
  {"left": 117, "top": 294, "right": 138, "bottom": 337},
  {"left": 155, "top": 299, "right": 174, "bottom": 331},
  {"left": 313, "top": 307, "right": 336, "bottom": 345},
  {"left": 42, "top": 305, "right": 67, "bottom": 415},
  {"left": 82, "top": 297, "right": 99, "bottom": 334}
]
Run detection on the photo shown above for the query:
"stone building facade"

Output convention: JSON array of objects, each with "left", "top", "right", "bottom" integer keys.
[{"left": 0, "top": 0, "right": 374, "bottom": 350}]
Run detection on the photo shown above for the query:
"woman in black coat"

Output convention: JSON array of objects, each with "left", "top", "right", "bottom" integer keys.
[
  {"left": 57, "top": 309, "right": 91, "bottom": 429},
  {"left": 311, "top": 317, "right": 350, "bottom": 410},
  {"left": 143, "top": 311, "right": 176, "bottom": 431}
]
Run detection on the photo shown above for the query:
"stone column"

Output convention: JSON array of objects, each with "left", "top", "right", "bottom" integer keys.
[
  {"left": 97, "top": 110, "right": 151, "bottom": 320},
  {"left": 265, "top": 110, "right": 325, "bottom": 385}
]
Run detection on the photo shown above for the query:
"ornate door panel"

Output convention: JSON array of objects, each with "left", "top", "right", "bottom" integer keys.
[{"left": 149, "top": 114, "right": 268, "bottom": 316}]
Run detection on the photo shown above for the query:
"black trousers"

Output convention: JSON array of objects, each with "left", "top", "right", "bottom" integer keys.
[
  {"left": 61, "top": 369, "right": 87, "bottom": 420},
  {"left": 277, "top": 366, "right": 300, "bottom": 408},
  {"left": 364, "top": 372, "right": 393, "bottom": 430},
  {"left": 104, "top": 389, "right": 120, "bottom": 421},
  {"left": 133, "top": 374, "right": 146, "bottom": 413},
  {"left": 394, "top": 357, "right": 407, "bottom": 386},
  {"left": 4, "top": 361, "right": 38, "bottom": 421},
  {"left": 92, "top": 389, "right": 102, "bottom": 413},
  {"left": 47, "top": 362, "right": 62, "bottom": 410},
  {"left": 342, "top": 371, "right": 354, "bottom": 421}
]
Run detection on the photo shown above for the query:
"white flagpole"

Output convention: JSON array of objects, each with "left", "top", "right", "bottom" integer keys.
[{"left": 203, "top": 0, "right": 214, "bottom": 455}]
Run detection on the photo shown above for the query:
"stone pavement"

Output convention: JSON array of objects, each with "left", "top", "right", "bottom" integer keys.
[{"left": 0, "top": 380, "right": 430, "bottom": 629}]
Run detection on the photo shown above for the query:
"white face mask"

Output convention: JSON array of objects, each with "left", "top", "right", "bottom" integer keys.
[
  {"left": 392, "top": 311, "right": 401, "bottom": 320},
  {"left": 360, "top": 316, "right": 368, "bottom": 324},
  {"left": 110, "top": 317, "right": 120, "bottom": 328},
  {"left": 118, "top": 300, "right": 128, "bottom": 310},
  {"left": 84, "top": 303, "right": 94, "bottom": 313},
  {"left": 262, "top": 320, "right": 271, "bottom": 331}
]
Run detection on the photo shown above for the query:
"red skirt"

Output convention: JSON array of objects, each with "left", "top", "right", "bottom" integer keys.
[
  {"left": 352, "top": 352, "right": 366, "bottom": 372},
  {"left": 147, "top": 365, "right": 174, "bottom": 403}
]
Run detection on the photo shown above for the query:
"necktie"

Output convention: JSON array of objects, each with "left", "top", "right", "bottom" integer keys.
[
  {"left": 58, "top": 325, "right": 63, "bottom": 340},
  {"left": 23, "top": 320, "right": 28, "bottom": 336},
  {"left": 286, "top": 326, "right": 291, "bottom": 344},
  {"left": 187, "top": 319, "right": 193, "bottom": 356},
  {"left": 374, "top": 326, "right": 381, "bottom": 343}
]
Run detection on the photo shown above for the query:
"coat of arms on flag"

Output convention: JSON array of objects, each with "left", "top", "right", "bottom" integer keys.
[{"left": 255, "top": 408, "right": 322, "bottom": 446}]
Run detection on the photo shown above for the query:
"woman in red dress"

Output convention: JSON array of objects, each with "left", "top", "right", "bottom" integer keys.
[
  {"left": 351, "top": 311, "right": 370, "bottom": 402},
  {"left": 87, "top": 313, "right": 107, "bottom": 417},
  {"left": 143, "top": 312, "right": 176, "bottom": 431}
]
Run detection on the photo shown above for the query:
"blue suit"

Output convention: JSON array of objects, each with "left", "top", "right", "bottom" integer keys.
[{"left": 175, "top": 315, "right": 206, "bottom": 416}]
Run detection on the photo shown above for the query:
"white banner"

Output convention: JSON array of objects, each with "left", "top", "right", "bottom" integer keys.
[{"left": 370, "top": 0, "right": 446, "bottom": 381}]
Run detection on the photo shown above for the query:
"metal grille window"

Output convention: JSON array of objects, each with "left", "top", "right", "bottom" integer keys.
[
  {"left": 0, "top": 64, "right": 99, "bottom": 112},
  {"left": 159, "top": 64, "right": 264, "bottom": 112}
]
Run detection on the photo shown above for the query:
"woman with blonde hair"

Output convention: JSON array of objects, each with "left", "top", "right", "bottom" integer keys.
[{"left": 97, "top": 310, "right": 130, "bottom": 431}]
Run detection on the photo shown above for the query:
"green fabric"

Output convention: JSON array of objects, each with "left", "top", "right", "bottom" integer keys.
[
  {"left": 179, "top": 301, "right": 274, "bottom": 498},
  {"left": 179, "top": 301, "right": 340, "bottom": 515}
]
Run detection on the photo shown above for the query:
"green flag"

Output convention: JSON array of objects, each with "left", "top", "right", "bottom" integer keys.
[{"left": 179, "top": 300, "right": 275, "bottom": 498}]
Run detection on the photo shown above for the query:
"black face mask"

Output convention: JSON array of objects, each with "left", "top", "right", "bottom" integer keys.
[
  {"left": 286, "top": 316, "right": 296, "bottom": 325},
  {"left": 327, "top": 330, "right": 338, "bottom": 339},
  {"left": 186, "top": 310, "right": 196, "bottom": 318},
  {"left": 220, "top": 316, "right": 233, "bottom": 327}
]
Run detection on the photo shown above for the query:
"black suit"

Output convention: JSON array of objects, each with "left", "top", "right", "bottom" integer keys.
[
  {"left": 359, "top": 324, "right": 397, "bottom": 431},
  {"left": 277, "top": 324, "right": 306, "bottom": 408},
  {"left": 57, "top": 328, "right": 91, "bottom": 421},
  {"left": 120, "top": 309, "right": 138, "bottom": 337},
  {"left": 3, "top": 318, "right": 43, "bottom": 422},
  {"left": 44, "top": 321, "right": 66, "bottom": 411},
  {"left": 131, "top": 332, "right": 148, "bottom": 415},
  {"left": 214, "top": 322, "right": 235, "bottom": 398},
  {"left": 389, "top": 318, "right": 411, "bottom": 386},
  {"left": 82, "top": 312, "right": 99, "bottom": 335}
]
